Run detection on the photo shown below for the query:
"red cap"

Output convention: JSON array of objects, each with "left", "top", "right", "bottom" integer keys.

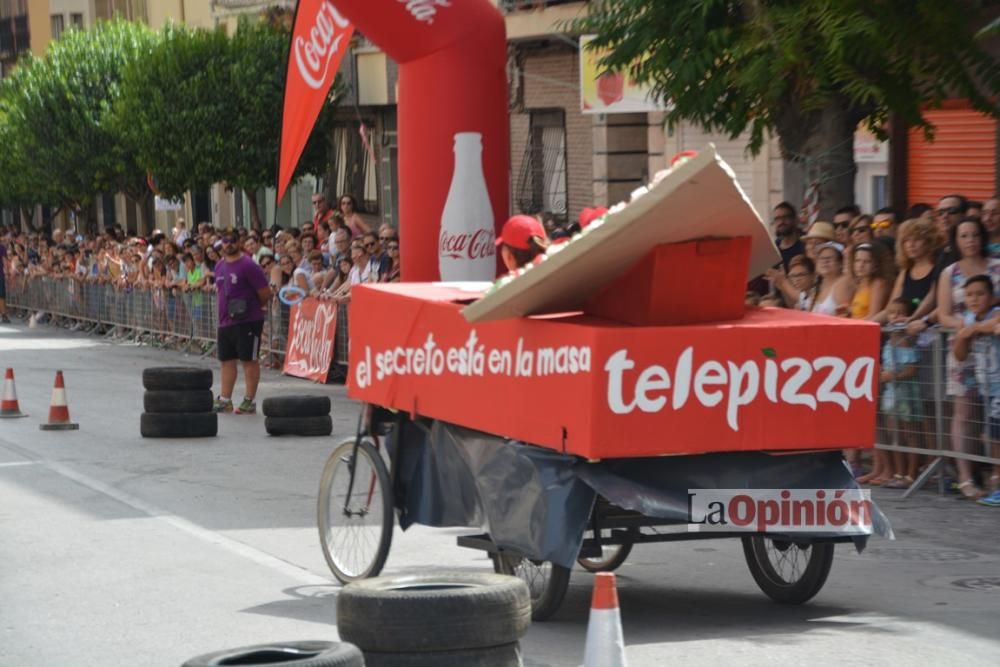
[
  {"left": 496, "top": 215, "right": 546, "bottom": 251},
  {"left": 579, "top": 206, "right": 609, "bottom": 229}
]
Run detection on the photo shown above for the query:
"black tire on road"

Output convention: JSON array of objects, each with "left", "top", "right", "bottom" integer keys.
[
  {"left": 336, "top": 572, "right": 531, "bottom": 653},
  {"left": 143, "top": 389, "right": 214, "bottom": 414},
  {"left": 142, "top": 367, "right": 213, "bottom": 392},
  {"left": 140, "top": 412, "right": 218, "bottom": 438},
  {"left": 360, "top": 643, "right": 522, "bottom": 667},
  {"left": 265, "top": 415, "right": 333, "bottom": 437},
  {"left": 492, "top": 554, "right": 570, "bottom": 622},
  {"left": 742, "top": 536, "right": 835, "bottom": 604},
  {"left": 262, "top": 395, "right": 331, "bottom": 418},
  {"left": 181, "top": 640, "right": 364, "bottom": 667}
]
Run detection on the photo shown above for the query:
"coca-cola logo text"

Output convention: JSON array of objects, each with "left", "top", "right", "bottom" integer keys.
[
  {"left": 439, "top": 228, "right": 496, "bottom": 261},
  {"left": 399, "top": 0, "right": 450, "bottom": 25},
  {"left": 294, "top": 2, "right": 350, "bottom": 90},
  {"left": 287, "top": 301, "right": 337, "bottom": 376}
]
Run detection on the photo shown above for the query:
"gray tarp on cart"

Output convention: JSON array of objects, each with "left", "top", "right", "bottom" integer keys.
[{"left": 391, "top": 420, "right": 892, "bottom": 569}]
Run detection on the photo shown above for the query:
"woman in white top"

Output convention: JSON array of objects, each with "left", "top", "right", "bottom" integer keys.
[
  {"left": 810, "top": 242, "right": 854, "bottom": 316},
  {"left": 935, "top": 218, "right": 1000, "bottom": 498},
  {"left": 331, "top": 242, "right": 373, "bottom": 303}
]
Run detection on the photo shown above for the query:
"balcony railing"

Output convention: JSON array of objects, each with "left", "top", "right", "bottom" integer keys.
[{"left": 500, "top": 0, "right": 585, "bottom": 11}]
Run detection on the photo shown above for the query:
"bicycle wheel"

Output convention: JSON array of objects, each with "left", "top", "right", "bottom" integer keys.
[
  {"left": 742, "top": 536, "right": 834, "bottom": 604},
  {"left": 318, "top": 437, "right": 394, "bottom": 584},
  {"left": 577, "top": 542, "right": 633, "bottom": 573},
  {"left": 492, "top": 554, "right": 570, "bottom": 621}
]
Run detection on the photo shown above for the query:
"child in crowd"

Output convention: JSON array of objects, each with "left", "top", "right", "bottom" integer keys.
[
  {"left": 868, "top": 297, "right": 922, "bottom": 487},
  {"left": 952, "top": 274, "right": 1000, "bottom": 504}
]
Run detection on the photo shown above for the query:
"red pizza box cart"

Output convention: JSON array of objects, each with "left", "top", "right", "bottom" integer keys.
[{"left": 317, "top": 147, "right": 891, "bottom": 621}]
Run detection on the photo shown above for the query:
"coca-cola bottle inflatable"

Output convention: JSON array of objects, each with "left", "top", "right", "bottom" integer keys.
[{"left": 438, "top": 132, "right": 496, "bottom": 281}]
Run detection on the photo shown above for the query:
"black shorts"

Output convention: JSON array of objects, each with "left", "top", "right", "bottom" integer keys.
[
  {"left": 0, "top": 271, "right": 5, "bottom": 300},
  {"left": 218, "top": 319, "right": 264, "bottom": 362}
]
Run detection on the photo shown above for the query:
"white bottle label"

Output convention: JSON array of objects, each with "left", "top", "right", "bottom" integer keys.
[{"left": 439, "top": 132, "right": 496, "bottom": 281}]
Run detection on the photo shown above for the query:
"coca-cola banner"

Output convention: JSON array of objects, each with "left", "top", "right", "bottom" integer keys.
[
  {"left": 284, "top": 297, "right": 338, "bottom": 383},
  {"left": 347, "top": 283, "right": 880, "bottom": 460},
  {"left": 307, "top": 0, "right": 509, "bottom": 282},
  {"left": 277, "top": 1, "right": 354, "bottom": 204}
]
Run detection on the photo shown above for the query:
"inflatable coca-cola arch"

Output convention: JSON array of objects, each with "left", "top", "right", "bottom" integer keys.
[{"left": 315, "top": 0, "right": 510, "bottom": 282}]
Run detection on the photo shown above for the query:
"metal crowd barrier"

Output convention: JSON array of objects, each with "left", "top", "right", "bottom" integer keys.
[
  {"left": 3, "top": 274, "right": 288, "bottom": 367},
  {"left": 877, "top": 324, "right": 1000, "bottom": 497}
]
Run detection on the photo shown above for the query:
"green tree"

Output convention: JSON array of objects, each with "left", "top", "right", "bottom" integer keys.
[
  {"left": 573, "top": 1, "right": 1000, "bottom": 216},
  {"left": 116, "top": 24, "right": 232, "bottom": 205},
  {"left": 0, "top": 19, "right": 158, "bottom": 232},
  {"left": 226, "top": 16, "right": 335, "bottom": 230},
  {"left": 118, "top": 16, "right": 338, "bottom": 231}
]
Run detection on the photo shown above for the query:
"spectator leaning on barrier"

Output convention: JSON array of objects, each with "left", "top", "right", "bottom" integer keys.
[
  {"left": 873, "top": 297, "right": 923, "bottom": 488},
  {"left": 771, "top": 202, "right": 803, "bottom": 271},
  {"left": 383, "top": 238, "right": 401, "bottom": 283},
  {"left": 832, "top": 205, "right": 861, "bottom": 246},
  {"left": 214, "top": 231, "right": 271, "bottom": 416},
  {"left": 872, "top": 207, "right": 899, "bottom": 252},
  {"left": 981, "top": 197, "right": 1000, "bottom": 257},
  {"left": 810, "top": 242, "right": 854, "bottom": 316},
  {"left": 848, "top": 242, "right": 893, "bottom": 320},
  {"left": 952, "top": 273, "right": 1000, "bottom": 503},
  {"left": 936, "top": 217, "right": 1000, "bottom": 500}
]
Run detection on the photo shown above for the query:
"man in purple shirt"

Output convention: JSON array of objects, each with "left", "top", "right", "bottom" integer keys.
[{"left": 214, "top": 231, "right": 271, "bottom": 414}]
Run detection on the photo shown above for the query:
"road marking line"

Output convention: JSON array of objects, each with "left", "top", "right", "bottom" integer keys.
[
  {"left": 43, "top": 460, "right": 332, "bottom": 586},
  {"left": 0, "top": 461, "right": 37, "bottom": 468}
]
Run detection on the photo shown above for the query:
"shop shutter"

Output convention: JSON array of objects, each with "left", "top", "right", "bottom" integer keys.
[{"left": 908, "top": 106, "right": 997, "bottom": 205}]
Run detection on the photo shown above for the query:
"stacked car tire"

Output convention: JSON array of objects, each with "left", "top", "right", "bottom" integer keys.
[
  {"left": 140, "top": 367, "right": 217, "bottom": 438},
  {"left": 337, "top": 572, "right": 531, "bottom": 666},
  {"left": 263, "top": 395, "right": 332, "bottom": 436}
]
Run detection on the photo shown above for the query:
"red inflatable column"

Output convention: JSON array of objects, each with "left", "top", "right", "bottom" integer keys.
[{"left": 330, "top": 1, "right": 509, "bottom": 282}]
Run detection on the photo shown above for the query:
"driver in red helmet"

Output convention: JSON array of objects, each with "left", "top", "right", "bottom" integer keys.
[{"left": 495, "top": 215, "right": 550, "bottom": 271}]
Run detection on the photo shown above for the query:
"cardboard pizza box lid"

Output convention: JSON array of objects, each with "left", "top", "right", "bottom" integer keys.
[{"left": 462, "top": 145, "right": 780, "bottom": 323}]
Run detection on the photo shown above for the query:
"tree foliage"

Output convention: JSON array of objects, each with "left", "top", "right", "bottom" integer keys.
[
  {"left": 573, "top": 0, "right": 1000, "bottom": 213},
  {"left": 0, "top": 19, "right": 157, "bottom": 225},
  {"left": 1, "top": 13, "right": 339, "bottom": 230}
]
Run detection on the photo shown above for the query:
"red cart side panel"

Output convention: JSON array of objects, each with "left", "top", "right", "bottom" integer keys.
[{"left": 348, "top": 284, "right": 879, "bottom": 459}]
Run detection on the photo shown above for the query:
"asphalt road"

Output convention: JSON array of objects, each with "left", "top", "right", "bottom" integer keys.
[{"left": 2, "top": 320, "right": 999, "bottom": 666}]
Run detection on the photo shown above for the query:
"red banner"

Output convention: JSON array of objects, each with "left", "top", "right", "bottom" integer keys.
[
  {"left": 277, "top": 1, "right": 354, "bottom": 204},
  {"left": 284, "top": 297, "right": 339, "bottom": 383}
]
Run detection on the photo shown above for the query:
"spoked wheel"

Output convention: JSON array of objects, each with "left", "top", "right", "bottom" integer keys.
[
  {"left": 741, "top": 536, "right": 835, "bottom": 604},
  {"left": 492, "top": 554, "right": 570, "bottom": 621},
  {"left": 577, "top": 541, "right": 633, "bottom": 573},
  {"left": 318, "top": 437, "right": 393, "bottom": 584}
]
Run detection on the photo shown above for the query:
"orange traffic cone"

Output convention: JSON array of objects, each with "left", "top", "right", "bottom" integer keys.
[
  {"left": 39, "top": 370, "right": 79, "bottom": 431},
  {"left": 582, "top": 573, "right": 628, "bottom": 667},
  {"left": 0, "top": 368, "right": 27, "bottom": 418}
]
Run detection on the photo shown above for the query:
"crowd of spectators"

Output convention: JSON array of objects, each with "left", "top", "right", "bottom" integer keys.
[
  {"left": 0, "top": 191, "right": 398, "bottom": 311},
  {"left": 4, "top": 187, "right": 1000, "bottom": 504},
  {"left": 753, "top": 193, "right": 1000, "bottom": 505}
]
